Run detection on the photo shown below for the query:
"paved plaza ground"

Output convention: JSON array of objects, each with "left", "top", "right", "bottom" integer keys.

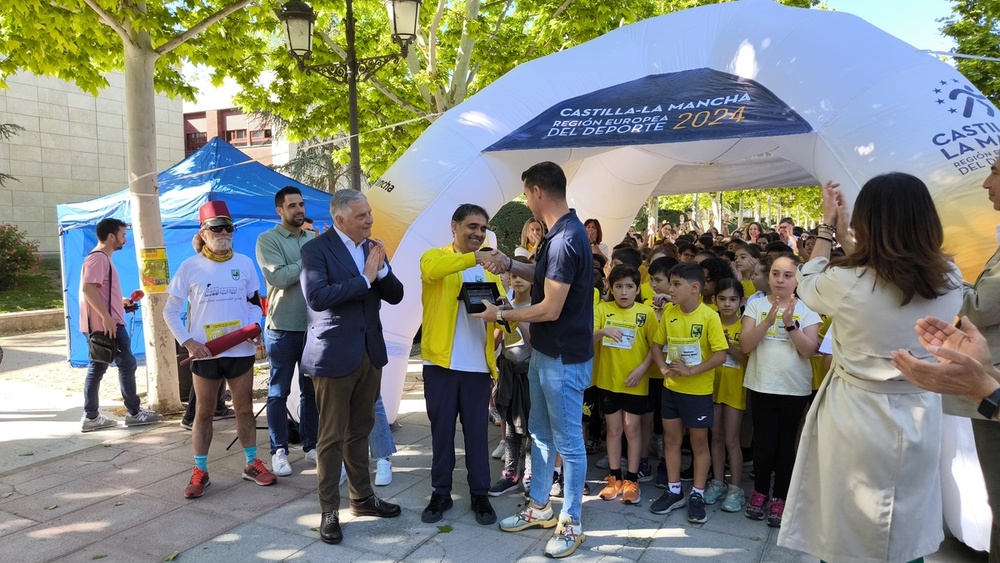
[{"left": 0, "top": 330, "right": 989, "bottom": 562}]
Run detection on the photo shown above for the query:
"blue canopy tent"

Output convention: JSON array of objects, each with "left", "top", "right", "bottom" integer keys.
[{"left": 57, "top": 138, "right": 331, "bottom": 367}]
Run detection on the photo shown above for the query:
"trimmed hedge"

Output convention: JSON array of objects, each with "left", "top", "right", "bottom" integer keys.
[{"left": 489, "top": 201, "right": 533, "bottom": 256}]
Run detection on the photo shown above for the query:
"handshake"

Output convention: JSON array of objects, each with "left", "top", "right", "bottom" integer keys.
[{"left": 475, "top": 248, "right": 513, "bottom": 275}]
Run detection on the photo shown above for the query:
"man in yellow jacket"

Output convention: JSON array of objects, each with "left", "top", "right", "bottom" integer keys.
[{"left": 420, "top": 203, "right": 506, "bottom": 527}]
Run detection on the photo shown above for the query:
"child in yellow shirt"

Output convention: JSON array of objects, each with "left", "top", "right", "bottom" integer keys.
[{"left": 593, "top": 266, "right": 658, "bottom": 505}]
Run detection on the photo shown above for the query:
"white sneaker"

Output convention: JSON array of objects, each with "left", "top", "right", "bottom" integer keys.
[
  {"left": 271, "top": 448, "right": 292, "bottom": 477},
  {"left": 492, "top": 442, "right": 506, "bottom": 460},
  {"left": 374, "top": 457, "right": 392, "bottom": 486},
  {"left": 340, "top": 464, "right": 347, "bottom": 486},
  {"left": 304, "top": 449, "right": 317, "bottom": 465},
  {"left": 124, "top": 408, "right": 163, "bottom": 427},
  {"left": 81, "top": 412, "right": 118, "bottom": 433}
]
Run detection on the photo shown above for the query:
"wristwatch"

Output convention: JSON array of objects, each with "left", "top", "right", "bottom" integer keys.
[
  {"left": 784, "top": 320, "right": 800, "bottom": 332},
  {"left": 978, "top": 387, "right": 1000, "bottom": 420},
  {"left": 496, "top": 309, "right": 504, "bottom": 323}
]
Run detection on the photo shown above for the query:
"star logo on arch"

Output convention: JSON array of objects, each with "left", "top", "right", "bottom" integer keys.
[{"left": 933, "top": 79, "right": 996, "bottom": 118}]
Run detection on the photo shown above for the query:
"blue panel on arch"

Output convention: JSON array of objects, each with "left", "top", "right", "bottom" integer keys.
[{"left": 485, "top": 68, "right": 812, "bottom": 151}]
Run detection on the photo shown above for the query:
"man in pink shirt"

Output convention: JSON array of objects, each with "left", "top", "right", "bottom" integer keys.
[{"left": 80, "top": 218, "right": 162, "bottom": 432}]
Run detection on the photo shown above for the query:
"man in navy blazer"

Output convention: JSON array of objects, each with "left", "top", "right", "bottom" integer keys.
[{"left": 300, "top": 189, "right": 404, "bottom": 545}]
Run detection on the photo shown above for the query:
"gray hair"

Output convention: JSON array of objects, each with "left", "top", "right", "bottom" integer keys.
[{"left": 329, "top": 189, "right": 367, "bottom": 219}]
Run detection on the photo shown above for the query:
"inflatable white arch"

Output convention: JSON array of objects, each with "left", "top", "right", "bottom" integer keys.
[{"left": 370, "top": 0, "right": 997, "bottom": 549}]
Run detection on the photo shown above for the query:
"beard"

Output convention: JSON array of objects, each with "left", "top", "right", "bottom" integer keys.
[{"left": 205, "top": 236, "right": 233, "bottom": 253}]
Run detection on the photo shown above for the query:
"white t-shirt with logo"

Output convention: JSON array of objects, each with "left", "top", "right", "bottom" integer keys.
[
  {"left": 448, "top": 265, "right": 490, "bottom": 373},
  {"left": 742, "top": 296, "right": 821, "bottom": 396},
  {"left": 165, "top": 253, "right": 261, "bottom": 358}
]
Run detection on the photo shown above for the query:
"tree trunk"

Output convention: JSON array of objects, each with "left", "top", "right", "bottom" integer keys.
[{"left": 124, "top": 43, "right": 182, "bottom": 412}]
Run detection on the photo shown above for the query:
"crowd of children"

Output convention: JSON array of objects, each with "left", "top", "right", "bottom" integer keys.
[{"left": 489, "top": 216, "right": 835, "bottom": 530}]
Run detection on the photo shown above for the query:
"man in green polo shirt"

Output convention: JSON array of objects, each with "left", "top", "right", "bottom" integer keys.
[{"left": 255, "top": 186, "right": 319, "bottom": 476}]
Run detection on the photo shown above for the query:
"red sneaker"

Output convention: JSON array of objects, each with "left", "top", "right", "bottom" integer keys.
[
  {"left": 184, "top": 467, "right": 210, "bottom": 499},
  {"left": 767, "top": 497, "right": 785, "bottom": 527},
  {"left": 243, "top": 458, "right": 277, "bottom": 486}
]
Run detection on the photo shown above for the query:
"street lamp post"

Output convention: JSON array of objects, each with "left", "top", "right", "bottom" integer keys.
[{"left": 278, "top": 0, "right": 420, "bottom": 191}]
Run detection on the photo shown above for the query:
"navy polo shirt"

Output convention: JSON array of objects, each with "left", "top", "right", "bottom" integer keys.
[{"left": 529, "top": 209, "right": 595, "bottom": 364}]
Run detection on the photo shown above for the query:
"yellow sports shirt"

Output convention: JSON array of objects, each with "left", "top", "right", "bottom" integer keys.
[
  {"left": 594, "top": 300, "right": 658, "bottom": 396},
  {"left": 653, "top": 303, "right": 728, "bottom": 395}
]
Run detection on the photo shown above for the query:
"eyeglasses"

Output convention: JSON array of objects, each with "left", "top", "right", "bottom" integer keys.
[{"left": 206, "top": 225, "right": 234, "bottom": 233}]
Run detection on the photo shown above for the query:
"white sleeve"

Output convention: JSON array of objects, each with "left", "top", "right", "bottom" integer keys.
[{"left": 163, "top": 293, "right": 193, "bottom": 345}]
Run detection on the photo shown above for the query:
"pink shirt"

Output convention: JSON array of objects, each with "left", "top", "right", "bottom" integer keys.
[{"left": 79, "top": 251, "right": 125, "bottom": 333}]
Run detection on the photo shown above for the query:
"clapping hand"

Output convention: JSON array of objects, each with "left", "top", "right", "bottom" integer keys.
[
  {"left": 781, "top": 296, "right": 797, "bottom": 329},
  {"left": 916, "top": 316, "right": 991, "bottom": 366},
  {"left": 821, "top": 180, "right": 846, "bottom": 226},
  {"left": 364, "top": 240, "right": 386, "bottom": 282},
  {"left": 890, "top": 316, "right": 998, "bottom": 401}
]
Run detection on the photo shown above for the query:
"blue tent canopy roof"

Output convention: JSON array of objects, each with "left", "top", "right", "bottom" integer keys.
[
  {"left": 56, "top": 137, "right": 332, "bottom": 367},
  {"left": 57, "top": 138, "right": 325, "bottom": 229}
]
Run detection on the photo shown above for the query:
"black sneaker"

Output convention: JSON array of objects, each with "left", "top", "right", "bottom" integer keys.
[
  {"left": 550, "top": 471, "right": 564, "bottom": 498},
  {"left": 583, "top": 482, "right": 591, "bottom": 495},
  {"left": 637, "top": 460, "right": 653, "bottom": 483},
  {"left": 421, "top": 493, "right": 453, "bottom": 523},
  {"left": 585, "top": 438, "right": 598, "bottom": 455},
  {"left": 687, "top": 491, "right": 707, "bottom": 523},
  {"left": 489, "top": 474, "right": 520, "bottom": 497},
  {"left": 650, "top": 490, "right": 687, "bottom": 515},
  {"left": 471, "top": 494, "right": 497, "bottom": 525},
  {"left": 655, "top": 459, "right": 668, "bottom": 489}
]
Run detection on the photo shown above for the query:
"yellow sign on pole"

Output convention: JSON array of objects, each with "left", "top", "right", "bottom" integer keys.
[{"left": 139, "top": 247, "right": 169, "bottom": 293}]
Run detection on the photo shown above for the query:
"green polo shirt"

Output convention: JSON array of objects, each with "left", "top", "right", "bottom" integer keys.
[{"left": 255, "top": 225, "right": 316, "bottom": 331}]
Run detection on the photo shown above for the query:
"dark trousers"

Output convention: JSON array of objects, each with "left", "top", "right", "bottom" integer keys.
[
  {"left": 312, "top": 352, "right": 381, "bottom": 513},
  {"left": 84, "top": 325, "right": 139, "bottom": 417},
  {"left": 750, "top": 390, "right": 808, "bottom": 500},
  {"left": 423, "top": 364, "right": 492, "bottom": 496},
  {"left": 974, "top": 418, "right": 1000, "bottom": 563}
]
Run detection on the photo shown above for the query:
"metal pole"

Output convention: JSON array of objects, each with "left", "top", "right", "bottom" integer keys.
[{"left": 346, "top": 0, "right": 362, "bottom": 191}]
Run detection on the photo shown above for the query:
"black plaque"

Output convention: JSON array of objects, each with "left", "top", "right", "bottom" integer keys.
[{"left": 458, "top": 282, "right": 501, "bottom": 314}]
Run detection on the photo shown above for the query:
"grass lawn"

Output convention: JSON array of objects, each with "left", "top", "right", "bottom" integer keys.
[{"left": 0, "top": 258, "right": 63, "bottom": 313}]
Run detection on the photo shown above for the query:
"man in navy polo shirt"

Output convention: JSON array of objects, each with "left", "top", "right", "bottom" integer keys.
[{"left": 475, "top": 161, "right": 594, "bottom": 558}]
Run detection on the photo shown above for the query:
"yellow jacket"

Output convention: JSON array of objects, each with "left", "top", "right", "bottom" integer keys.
[{"left": 420, "top": 244, "right": 505, "bottom": 379}]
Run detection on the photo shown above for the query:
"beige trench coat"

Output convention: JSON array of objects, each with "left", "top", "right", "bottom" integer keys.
[{"left": 777, "top": 258, "right": 962, "bottom": 563}]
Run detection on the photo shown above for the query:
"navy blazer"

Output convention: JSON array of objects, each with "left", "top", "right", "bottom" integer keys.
[{"left": 299, "top": 229, "right": 404, "bottom": 378}]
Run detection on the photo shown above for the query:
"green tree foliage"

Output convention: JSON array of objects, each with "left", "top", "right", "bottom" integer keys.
[
  {"left": 218, "top": 0, "right": 817, "bottom": 183},
  {"left": 941, "top": 0, "right": 1000, "bottom": 106},
  {"left": 489, "top": 200, "right": 533, "bottom": 256}
]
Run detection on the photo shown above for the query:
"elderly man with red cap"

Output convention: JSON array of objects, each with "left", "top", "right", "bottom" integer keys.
[{"left": 164, "top": 201, "right": 276, "bottom": 499}]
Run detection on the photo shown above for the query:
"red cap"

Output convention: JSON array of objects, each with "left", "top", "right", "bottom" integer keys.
[{"left": 199, "top": 201, "right": 233, "bottom": 227}]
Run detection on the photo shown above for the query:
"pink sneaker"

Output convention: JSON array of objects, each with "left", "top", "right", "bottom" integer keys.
[
  {"left": 766, "top": 497, "right": 785, "bottom": 527},
  {"left": 745, "top": 490, "right": 768, "bottom": 520}
]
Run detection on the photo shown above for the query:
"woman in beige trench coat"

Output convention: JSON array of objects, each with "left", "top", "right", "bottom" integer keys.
[{"left": 777, "top": 173, "right": 962, "bottom": 563}]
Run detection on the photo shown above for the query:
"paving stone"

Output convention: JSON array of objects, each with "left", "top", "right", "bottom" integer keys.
[
  {"left": 639, "top": 526, "right": 765, "bottom": 562},
  {"left": 0, "top": 492, "right": 177, "bottom": 562},
  {"left": 181, "top": 521, "right": 314, "bottom": 561},
  {"left": 403, "top": 518, "right": 537, "bottom": 561},
  {"left": 94, "top": 505, "right": 242, "bottom": 561},
  {"left": 0, "top": 508, "right": 37, "bottom": 538},
  {"left": 0, "top": 480, "right": 123, "bottom": 522},
  {"left": 91, "top": 454, "right": 192, "bottom": 490}
]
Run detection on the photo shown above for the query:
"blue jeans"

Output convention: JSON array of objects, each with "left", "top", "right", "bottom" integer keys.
[
  {"left": 265, "top": 329, "right": 317, "bottom": 454},
  {"left": 527, "top": 350, "right": 591, "bottom": 524},
  {"left": 370, "top": 394, "right": 396, "bottom": 460},
  {"left": 84, "top": 324, "right": 140, "bottom": 417}
]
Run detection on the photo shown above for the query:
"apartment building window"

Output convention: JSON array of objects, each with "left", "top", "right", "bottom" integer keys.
[
  {"left": 226, "top": 129, "right": 248, "bottom": 146},
  {"left": 185, "top": 131, "right": 208, "bottom": 155},
  {"left": 251, "top": 129, "right": 273, "bottom": 147}
]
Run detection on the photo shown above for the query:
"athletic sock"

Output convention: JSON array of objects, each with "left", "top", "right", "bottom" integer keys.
[
  {"left": 625, "top": 471, "right": 638, "bottom": 482},
  {"left": 669, "top": 482, "right": 681, "bottom": 495},
  {"left": 554, "top": 466, "right": 562, "bottom": 476},
  {"left": 194, "top": 455, "right": 208, "bottom": 471},
  {"left": 692, "top": 486, "right": 705, "bottom": 496},
  {"left": 243, "top": 446, "right": 256, "bottom": 465},
  {"left": 610, "top": 468, "right": 623, "bottom": 480}
]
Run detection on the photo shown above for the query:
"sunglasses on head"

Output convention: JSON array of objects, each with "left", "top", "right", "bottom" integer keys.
[{"left": 206, "top": 225, "right": 234, "bottom": 233}]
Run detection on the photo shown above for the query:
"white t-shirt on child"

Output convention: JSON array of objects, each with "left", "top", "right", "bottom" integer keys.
[{"left": 742, "top": 296, "right": 821, "bottom": 396}]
